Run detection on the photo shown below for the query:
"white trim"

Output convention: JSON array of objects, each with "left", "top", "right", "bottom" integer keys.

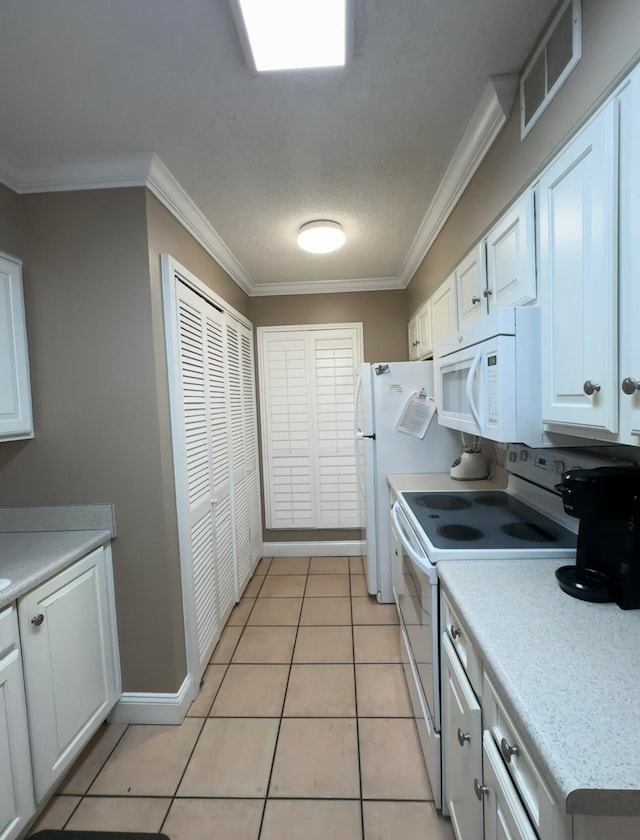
[
  {"left": 0, "top": 74, "right": 514, "bottom": 296},
  {"left": 263, "top": 540, "right": 365, "bottom": 557},
  {"left": 148, "top": 156, "right": 254, "bottom": 296},
  {"left": 108, "top": 675, "right": 194, "bottom": 725},
  {"left": 397, "top": 75, "right": 518, "bottom": 288},
  {"left": 249, "top": 275, "right": 401, "bottom": 296}
]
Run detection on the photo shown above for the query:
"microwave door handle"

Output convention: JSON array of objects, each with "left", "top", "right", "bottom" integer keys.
[{"left": 465, "top": 348, "right": 483, "bottom": 433}]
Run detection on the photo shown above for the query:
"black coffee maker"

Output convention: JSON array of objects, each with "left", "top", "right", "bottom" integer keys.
[{"left": 555, "top": 466, "right": 640, "bottom": 609}]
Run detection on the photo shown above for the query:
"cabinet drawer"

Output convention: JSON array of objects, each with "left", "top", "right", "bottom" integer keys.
[
  {"left": 483, "top": 672, "right": 562, "bottom": 836},
  {"left": 0, "top": 606, "right": 19, "bottom": 658},
  {"left": 441, "top": 595, "right": 482, "bottom": 698}
]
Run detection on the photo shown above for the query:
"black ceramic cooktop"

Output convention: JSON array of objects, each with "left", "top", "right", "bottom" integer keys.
[{"left": 402, "top": 491, "right": 577, "bottom": 550}]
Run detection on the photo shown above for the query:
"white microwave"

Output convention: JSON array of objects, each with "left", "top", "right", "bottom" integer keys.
[{"left": 434, "top": 307, "right": 544, "bottom": 446}]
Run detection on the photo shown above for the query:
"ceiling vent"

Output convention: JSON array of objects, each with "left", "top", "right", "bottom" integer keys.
[{"left": 520, "top": 0, "right": 582, "bottom": 139}]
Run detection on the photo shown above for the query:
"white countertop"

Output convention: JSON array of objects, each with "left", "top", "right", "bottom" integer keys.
[
  {"left": 438, "top": 559, "right": 640, "bottom": 816},
  {"left": 387, "top": 468, "right": 507, "bottom": 496}
]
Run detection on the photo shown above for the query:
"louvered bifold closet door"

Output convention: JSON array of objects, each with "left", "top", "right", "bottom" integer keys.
[
  {"left": 240, "top": 323, "right": 263, "bottom": 566},
  {"left": 226, "top": 316, "right": 251, "bottom": 594},
  {"left": 205, "top": 308, "right": 235, "bottom": 626},
  {"left": 176, "top": 285, "right": 219, "bottom": 675},
  {"left": 260, "top": 332, "right": 314, "bottom": 529},
  {"left": 312, "top": 329, "right": 362, "bottom": 528}
]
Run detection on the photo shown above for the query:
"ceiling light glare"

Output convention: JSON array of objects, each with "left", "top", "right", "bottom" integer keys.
[
  {"left": 236, "top": 0, "right": 347, "bottom": 72},
  {"left": 297, "top": 220, "right": 346, "bottom": 254}
]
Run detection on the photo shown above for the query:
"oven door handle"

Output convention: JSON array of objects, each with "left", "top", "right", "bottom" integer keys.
[
  {"left": 391, "top": 502, "right": 437, "bottom": 581},
  {"left": 465, "top": 348, "right": 483, "bottom": 433}
]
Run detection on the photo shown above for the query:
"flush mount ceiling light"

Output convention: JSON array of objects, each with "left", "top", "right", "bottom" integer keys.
[
  {"left": 231, "top": 0, "right": 348, "bottom": 73},
  {"left": 297, "top": 220, "right": 346, "bottom": 254}
]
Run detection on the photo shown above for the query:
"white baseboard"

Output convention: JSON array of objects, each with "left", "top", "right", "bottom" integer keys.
[
  {"left": 263, "top": 540, "right": 364, "bottom": 557},
  {"left": 109, "top": 674, "right": 194, "bottom": 725}
]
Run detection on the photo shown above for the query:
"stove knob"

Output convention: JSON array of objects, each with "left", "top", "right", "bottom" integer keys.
[
  {"left": 508, "top": 451, "right": 517, "bottom": 463},
  {"left": 519, "top": 450, "right": 528, "bottom": 462},
  {"left": 553, "top": 460, "right": 565, "bottom": 475}
]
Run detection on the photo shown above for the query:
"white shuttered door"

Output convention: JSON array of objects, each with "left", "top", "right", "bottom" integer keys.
[
  {"left": 259, "top": 324, "right": 363, "bottom": 530},
  {"left": 176, "top": 287, "right": 219, "bottom": 675}
]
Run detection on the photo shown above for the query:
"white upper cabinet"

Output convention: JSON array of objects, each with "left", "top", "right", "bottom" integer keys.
[
  {"left": 408, "top": 300, "right": 431, "bottom": 360},
  {"left": 430, "top": 274, "right": 458, "bottom": 355},
  {"left": 617, "top": 70, "right": 640, "bottom": 443},
  {"left": 0, "top": 255, "right": 33, "bottom": 441},
  {"left": 456, "top": 244, "right": 487, "bottom": 330},
  {"left": 538, "top": 101, "right": 619, "bottom": 434},
  {"left": 485, "top": 192, "right": 536, "bottom": 310}
]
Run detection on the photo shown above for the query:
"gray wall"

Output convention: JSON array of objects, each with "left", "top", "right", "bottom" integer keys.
[
  {"left": 407, "top": 0, "right": 640, "bottom": 310},
  {"left": 0, "top": 188, "right": 187, "bottom": 693}
]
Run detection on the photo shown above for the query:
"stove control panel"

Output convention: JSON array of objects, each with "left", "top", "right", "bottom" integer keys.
[{"left": 505, "top": 444, "right": 633, "bottom": 492}]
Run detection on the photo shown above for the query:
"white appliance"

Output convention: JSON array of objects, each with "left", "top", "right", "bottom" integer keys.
[
  {"left": 390, "top": 444, "right": 629, "bottom": 810},
  {"left": 354, "top": 361, "right": 460, "bottom": 603},
  {"left": 435, "top": 306, "right": 544, "bottom": 446}
]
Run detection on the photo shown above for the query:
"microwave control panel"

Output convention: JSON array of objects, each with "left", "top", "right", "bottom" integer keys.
[{"left": 487, "top": 353, "right": 498, "bottom": 423}]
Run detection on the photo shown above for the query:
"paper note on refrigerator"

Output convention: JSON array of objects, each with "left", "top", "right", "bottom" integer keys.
[{"left": 396, "top": 390, "right": 437, "bottom": 438}]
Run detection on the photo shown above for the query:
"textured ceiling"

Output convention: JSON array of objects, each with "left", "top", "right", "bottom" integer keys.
[{"left": 0, "top": 0, "right": 558, "bottom": 289}]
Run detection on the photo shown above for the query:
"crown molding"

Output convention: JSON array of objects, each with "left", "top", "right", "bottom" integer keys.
[
  {"left": 249, "top": 275, "right": 402, "bottom": 297},
  {"left": 146, "top": 155, "right": 254, "bottom": 296},
  {"left": 0, "top": 151, "right": 151, "bottom": 193},
  {"left": 397, "top": 74, "right": 518, "bottom": 288}
]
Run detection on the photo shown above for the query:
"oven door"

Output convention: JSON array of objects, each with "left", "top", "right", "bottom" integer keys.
[{"left": 391, "top": 501, "right": 440, "bottom": 730}]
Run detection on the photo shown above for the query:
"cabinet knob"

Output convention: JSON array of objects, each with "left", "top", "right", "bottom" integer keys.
[
  {"left": 499, "top": 737, "right": 519, "bottom": 764},
  {"left": 621, "top": 377, "right": 640, "bottom": 395},
  {"left": 474, "top": 778, "right": 489, "bottom": 800},
  {"left": 483, "top": 288, "right": 493, "bottom": 298},
  {"left": 31, "top": 613, "right": 44, "bottom": 627},
  {"left": 583, "top": 380, "right": 601, "bottom": 396},
  {"left": 471, "top": 295, "right": 481, "bottom": 305},
  {"left": 457, "top": 728, "right": 471, "bottom": 747},
  {"left": 450, "top": 624, "right": 461, "bottom": 639}
]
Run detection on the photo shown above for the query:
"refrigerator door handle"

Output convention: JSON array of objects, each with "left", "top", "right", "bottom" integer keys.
[
  {"left": 354, "top": 372, "right": 363, "bottom": 435},
  {"left": 355, "top": 433, "right": 366, "bottom": 497}
]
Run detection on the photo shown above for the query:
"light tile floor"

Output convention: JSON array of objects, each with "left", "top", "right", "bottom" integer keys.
[{"left": 31, "top": 556, "right": 454, "bottom": 840}]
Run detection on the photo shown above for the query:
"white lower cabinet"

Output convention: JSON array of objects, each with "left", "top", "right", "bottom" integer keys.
[
  {"left": 441, "top": 634, "right": 483, "bottom": 840},
  {"left": 18, "top": 545, "right": 120, "bottom": 802},
  {"left": 482, "top": 732, "right": 537, "bottom": 840},
  {"left": 0, "top": 608, "right": 34, "bottom": 840}
]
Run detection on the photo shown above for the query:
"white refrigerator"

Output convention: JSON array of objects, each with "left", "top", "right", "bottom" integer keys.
[{"left": 354, "top": 361, "right": 460, "bottom": 603}]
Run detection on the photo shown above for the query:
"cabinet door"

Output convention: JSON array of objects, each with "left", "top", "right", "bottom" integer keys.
[
  {"left": 456, "top": 245, "right": 487, "bottom": 330},
  {"left": 538, "top": 102, "right": 619, "bottom": 433},
  {"left": 19, "top": 547, "right": 119, "bottom": 802},
  {"left": 485, "top": 193, "right": 536, "bottom": 310},
  {"left": 0, "top": 255, "right": 33, "bottom": 441},
  {"left": 0, "top": 611, "right": 35, "bottom": 840},
  {"left": 618, "top": 71, "right": 640, "bottom": 442},
  {"left": 482, "top": 732, "right": 538, "bottom": 840},
  {"left": 441, "top": 635, "right": 483, "bottom": 840},
  {"left": 430, "top": 275, "right": 458, "bottom": 356},
  {"left": 416, "top": 301, "right": 432, "bottom": 358},
  {"left": 408, "top": 316, "right": 420, "bottom": 360}
]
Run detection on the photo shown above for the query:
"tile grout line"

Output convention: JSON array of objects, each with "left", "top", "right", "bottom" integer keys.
[
  {"left": 255, "top": 558, "right": 310, "bottom": 839},
  {"left": 349, "top": 563, "right": 367, "bottom": 840},
  {"left": 59, "top": 722, "right": 131, "bottom": 829}
]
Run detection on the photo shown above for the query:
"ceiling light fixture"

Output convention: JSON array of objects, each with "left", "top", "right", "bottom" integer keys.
[
  {"left": 297, "top": 220, "right": 346, "bottom": 254},
  {"left": 231, "top": 0, "right": 347, "bottom": 73}
]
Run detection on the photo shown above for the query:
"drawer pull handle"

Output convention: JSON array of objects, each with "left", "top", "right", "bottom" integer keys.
[
  {"left": 583, "top": 380, "right": 601, "bottom": 396},
  {"left": 471, "top": 295, "right": 481, "bottom": 305},
  {"left": 457, "top": 728, "right": 471, "bottom": 747},
  {"left": 621, "top": 377, "right": 640, "bottom": 395},
  {"left": 474, "top": 778, "right": 489, "bottom": 800},
  {"left": 450, "top": 624, "right": 461, "bottom": 639},
  {"left": 31, "top": 614, "right": 45, "bottom": 627},
  {"left": 500, "top": 737, "right": 519, "bottom": 763}
]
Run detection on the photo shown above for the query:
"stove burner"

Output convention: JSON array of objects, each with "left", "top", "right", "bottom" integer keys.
[
  {"left": 416, "top": 494, "right": 472, "bottom": 511},
  {"left": 474, "top": 494, "right": 509, "bottom": 508},
  {"left": 437, "top": 524, "right": 484, "bottom": 541},
  {"left": 501, "top": 522, "right": 558, "bottom": 543}
]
